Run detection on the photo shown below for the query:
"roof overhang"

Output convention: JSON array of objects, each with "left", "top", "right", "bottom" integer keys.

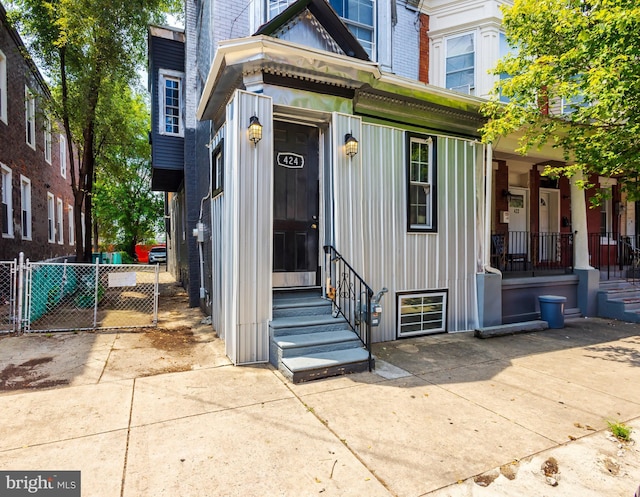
[{"left": 197, "top": 35, "right": 485, "bottom": 132}]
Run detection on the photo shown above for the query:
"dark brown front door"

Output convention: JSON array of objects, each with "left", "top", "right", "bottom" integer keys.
[{"left": 273, "top": 122, "right": 319, "bottom": 287}]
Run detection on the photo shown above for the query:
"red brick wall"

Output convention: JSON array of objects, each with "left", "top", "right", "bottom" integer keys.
[
  {"left": 0, "top": 16, "right": 77, "bottom": 261},
  {"left": 418, "top": 13, "right": 430, "bottom": 84}
]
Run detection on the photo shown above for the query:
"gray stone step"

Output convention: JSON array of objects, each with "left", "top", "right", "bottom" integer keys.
[
  {"left": 280, "top": 348, "right": 371, "bottom": 383},
  {"left": 272, "top": 298, "right": 332, "bottom": 318},
  {"left": 270, "top": 314, "right": 350, "bottom": 336},
  {"left": 274, "top": 330, "right": 361, "bottom": 358}
]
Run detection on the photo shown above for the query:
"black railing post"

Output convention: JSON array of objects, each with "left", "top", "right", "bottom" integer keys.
[{"left": 323, "top": 245, "right": 375, "bottom": 371}]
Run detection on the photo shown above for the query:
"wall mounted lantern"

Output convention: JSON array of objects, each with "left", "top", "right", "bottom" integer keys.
[
  {"left": 248, "top": 116, "right": 262, "bottom": 145},
  {"left": 345, "top": 133, "right": 358, "bottom": 158}
]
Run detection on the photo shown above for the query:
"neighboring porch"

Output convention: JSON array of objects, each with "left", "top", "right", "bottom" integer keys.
[{"left": 489, "top": 230, "right": 640, "bottom": 325}]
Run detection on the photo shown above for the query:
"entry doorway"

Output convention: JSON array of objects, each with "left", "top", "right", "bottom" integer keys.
[
  {"left": 272, "top": 121, "right": 320, "bottom": 288},
  {"left": 539, "top": 188, "right": 560, "bottom": 262},
  {"left": 508, "top": 186, "right": 529, "bottom": 260}
]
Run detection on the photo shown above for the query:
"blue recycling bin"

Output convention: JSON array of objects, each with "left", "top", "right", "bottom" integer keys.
[{"left": 539, "top": 295, "right": 566, "bottom": 329}]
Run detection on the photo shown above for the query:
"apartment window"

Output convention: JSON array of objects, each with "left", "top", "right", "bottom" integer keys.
[
  {"left": 25, "top": 87, "right": 36, "bottom": 149},
  {"left": 1, "top": 164, "right": 13, "bottom": 237},
  {"left": 445, "top": 33, "right": 475, "bottom": 95},
  {"left": 397, "top": 291, "right": 448, "bottom": 338},
  {"left": 329, "top": 0, "right": 375, "bottom": 57},
  {"left": 60, "top": 134, "right": 67, "bottom": 178},
  {"left": 499, "top": 33, "right": 512, "bottom": 103},
  {"left": 44, "top": 118, "right": 52, "bottom": 164},
  {"left": 159, "top": 69, "right": 184, "bottom": 136},
  {"left": 56, "top": 197, "right": 64, "bottom": 244},
  {"left": 268, "top": 0, "right": 291, "bottom": 18},
  {"left": 20, "top": 175, "right": 31, "bottom": 240},
  {"left": 212, "top": 140, "right": 224, "bottom": 196},
  {"left": 407, "top": 133, "right": 436, "bottom": 232},
  {"left": 68, "top": 204, "right": 74, "bottom": 246},
  {"left": 47, "top": 193, "right": 55, "bottom": 243},
  {"left": 0, "top": 49, "right": 6, "bottom": 124}
]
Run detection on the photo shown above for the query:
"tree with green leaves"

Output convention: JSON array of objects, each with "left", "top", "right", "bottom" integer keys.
[
  {"left": 9, "top": 0, "right": 178, "bottom": 261},
  {"left": 92, "top": 86, "right": 163, "bottom": 257},
  {"left": 482, "top": 0, "right": 640, "bottom": 198}
]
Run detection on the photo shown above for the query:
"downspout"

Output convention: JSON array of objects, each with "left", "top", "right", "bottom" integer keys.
[
  {"left": 197, "top": 192, "right": 211, "bottom": 301},
  {"left": 483, "top": 142, "right": 502, "bottom": 275}
]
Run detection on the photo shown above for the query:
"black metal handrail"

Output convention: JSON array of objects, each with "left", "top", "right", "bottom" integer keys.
[
  {"left": 588, "top": 232, "right": 640, "bottom": 281},
  {"left": 323, "top": 245, "right": 374, "bottom": 371}
]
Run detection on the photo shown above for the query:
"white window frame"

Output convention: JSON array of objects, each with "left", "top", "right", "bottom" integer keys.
[
  {"left": 68, "top": 204, "right": 74, "bottom": 246},
  {"left": 397, "top": 291, "right": 448, "bottom": 338},
  {"left": 0, "top": 49, "right": 7, "bottom": 124},
  {"left": 445, "top": 32, "right": 476, "bottom": 95},
  {"left": 329, "top": 0, "right": 375, "bottom": 58},
  {"left": 56, "top": 197, "right": 64, "bottom": 244},
  {"left": 44, "top": 117, "right": 52, "bottom": 164},
  {"left": 20, "top": 175, "right": 32, "bottom": 240},
  {"left": 59, "top": 134, "right": 67, "bottom": 179},
  {"left": 407, "top": 134, "right": 436, "bottom": 232},
  {"left": 25, "top": 86, "right": 36, "bottom": 149},
  {"left": 47, "top": 192, "right": 55, "bottom": 243},
  {"left": 1, "top": 163, "right": 13, "bottom": 238},
  {"left": 158, "top": 69, "right": 184, "bottom": 137}
]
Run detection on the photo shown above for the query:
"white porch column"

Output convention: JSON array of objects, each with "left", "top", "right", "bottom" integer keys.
[{"left": 571, "top": 170, "right": 593, "bottom": 269}]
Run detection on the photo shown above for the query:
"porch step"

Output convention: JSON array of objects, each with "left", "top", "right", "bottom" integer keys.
[
  {"left": 597, "top": 281, "right": 640, "bottom": 323},
  {"left": 270, "top": 289, "right": 371, "bottom": 383},
  {"left": 280, "top": 348, "right": 372, "bottom": 383}
]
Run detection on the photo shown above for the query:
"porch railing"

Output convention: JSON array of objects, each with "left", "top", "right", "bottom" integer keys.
[
  {"left": 492, "top": 231, "right": 640, "bottom": 281},
  {"left": 323, "top": 245, "right": 374, "bottom": 371},
  {"left": 491, "top": 231, "right": 574, "bottom": 276},
  {"left": 588, "top": 232, "right": 640, "bottom": 281}
]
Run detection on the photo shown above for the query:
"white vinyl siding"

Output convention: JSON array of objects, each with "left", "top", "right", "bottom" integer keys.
[
  {"left": 20, "top": 175, "right": 31, "bottom": 240},
  {"left": 1, "top": 164, "right": 13, "bottom": 238}
]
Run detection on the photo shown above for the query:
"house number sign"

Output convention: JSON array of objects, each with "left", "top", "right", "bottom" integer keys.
[{"left": 277, "top": 152, "right": 305, "bottom": 169}]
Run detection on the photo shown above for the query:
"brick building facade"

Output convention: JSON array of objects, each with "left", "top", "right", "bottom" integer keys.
[{"left": 0, "top": 2, "right": 78, "bottom": 262}]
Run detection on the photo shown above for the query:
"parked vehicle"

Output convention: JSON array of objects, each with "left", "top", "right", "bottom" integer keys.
[{"left": 147, "top": 246, "right": 167, "bottom": 264}]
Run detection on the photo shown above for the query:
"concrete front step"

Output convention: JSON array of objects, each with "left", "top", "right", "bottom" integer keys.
[
  {"left": 280, "top": 348, "right": 372, "bottom": 383},
  {"left": 272, "top": 298, "right": 333, "bottom": 318},
  {"left": 270, "top": 314, "right": 350, "bottom": 336},
  {"left": 597, "top": 285, "right": 640, "bottom": 323},
  {"left": 274, "top": 330, "right": 362, "bottom": 359}
]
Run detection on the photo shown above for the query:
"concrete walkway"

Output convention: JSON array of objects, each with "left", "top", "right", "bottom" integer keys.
[{"left": 1, "top": 316, "right": 640, "bottom": 496}]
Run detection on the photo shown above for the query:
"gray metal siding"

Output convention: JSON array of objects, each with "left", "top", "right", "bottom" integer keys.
[
  {"left": 333, "top": 117, "right": 480, "bottom": 341},
  {"left": 221, "top": 91, "right": 273, "bottom": 365}
]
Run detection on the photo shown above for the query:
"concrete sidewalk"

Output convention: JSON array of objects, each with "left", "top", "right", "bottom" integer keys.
[{"left": 1, "top": 316, "right": 640, "bottom": 496}]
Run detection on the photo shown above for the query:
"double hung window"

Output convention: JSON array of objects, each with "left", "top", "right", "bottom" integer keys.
[
  {"left": 1, "top": 164, "right": 12, "bottom": 237},
  {"left": 407, "top": 134, "right": 436, "bottom": 232},
  {"left": 20, "top": 175, "right": 31, "bottom": 240},
  {"left": 445, "top": 33, "right": 475, "bottom": 94},
  {"left": 25, "top": 87, "right": 36, "bottom": 148},
  {"left": 159, "top": 69, "right": 184, "bottom": 136}
]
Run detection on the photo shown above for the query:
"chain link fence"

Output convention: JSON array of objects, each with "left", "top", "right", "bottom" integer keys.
[
  {"left": 0, "top": 260, "right": 18, "bottom": 333},
  {"left": 23, "top": 261, "right": 159, "bottom": 333}
]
